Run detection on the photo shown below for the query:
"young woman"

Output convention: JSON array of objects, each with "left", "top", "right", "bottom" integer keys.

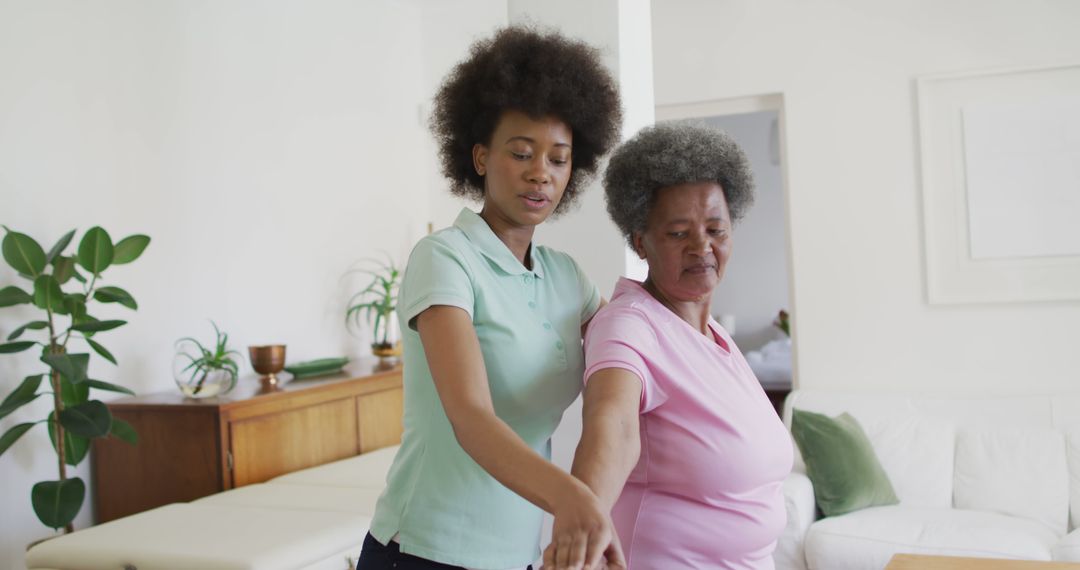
[{"left": 357, "top": 26, "right": 624, "bottom": 570}]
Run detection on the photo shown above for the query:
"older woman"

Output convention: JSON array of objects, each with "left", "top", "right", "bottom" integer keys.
[
  {"left": 359, "top": 27, "right": 624, "bottom": 570},
  {"left": 549, "top": 123, "right": 793, "bottom": 569}
]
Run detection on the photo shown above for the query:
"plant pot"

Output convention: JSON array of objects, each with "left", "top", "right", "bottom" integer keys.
[
  {"left": 172, "top": 353, "right": 236, "bottom": 399},
  {"left": 371, "top": 341, "right": 403, "bottom": 366},
  {"left": 369, "top": 309, "right": 402, "bottom": 366}
]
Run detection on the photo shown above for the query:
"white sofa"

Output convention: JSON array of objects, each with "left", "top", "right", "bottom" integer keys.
[
  {"left": 25, "top": 445, "right": 399, "bottom": 570},
  {"left": 775, "top": 390, "right": 1080, "bottom": 570}
]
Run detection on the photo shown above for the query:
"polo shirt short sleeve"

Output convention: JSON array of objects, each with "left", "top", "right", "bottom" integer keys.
[
  {"left": 369, "top": 208, "right": 600, "bottom": 570},
  {"left": 398, "top": 236, "right": 475, "bottom": 327},
  {"left": 583, "top": 308, "right": 667, "bottom": 413}
]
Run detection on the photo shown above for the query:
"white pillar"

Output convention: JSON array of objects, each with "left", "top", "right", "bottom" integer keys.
[{"left": 509, "top": 0, "right": 654, "bottom": 289}]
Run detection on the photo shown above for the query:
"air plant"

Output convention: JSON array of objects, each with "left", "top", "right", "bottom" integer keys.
[{"left": 174, "top": 321, "right": 240, "bottom": 396}]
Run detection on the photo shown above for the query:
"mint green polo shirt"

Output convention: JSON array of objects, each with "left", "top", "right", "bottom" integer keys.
[{"left": 369, "top": 208, "right": 600, "bottom": 569}]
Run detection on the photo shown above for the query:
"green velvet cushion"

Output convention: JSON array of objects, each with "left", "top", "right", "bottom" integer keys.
[{"left": 791, "top": 409, "right": 899, "bottom": 517}]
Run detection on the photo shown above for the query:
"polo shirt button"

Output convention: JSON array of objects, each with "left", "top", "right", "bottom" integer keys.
[
  {"left": 555, "top": 340, "right": 564, "bottom": 349},
  {"left": 543, "top": 323, "right": 551, "bottom": 330},
  {"left": 523, "top": 275, "right": 532, "bottom": 283},
  {"left": 528, "top": 301, "right": 536, "bottom": 308}
]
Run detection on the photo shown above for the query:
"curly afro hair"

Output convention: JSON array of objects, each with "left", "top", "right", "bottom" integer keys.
[
  {"left": 603, "top": 122, "right": 755, "bottom": 247},
  {"left": 431, "top": 25, "right": 622, "bottom": 215}
]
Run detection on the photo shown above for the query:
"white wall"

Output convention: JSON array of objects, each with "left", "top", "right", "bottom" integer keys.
[
  {"left": 651, "top": 0, "right": 1080, "bottom": 394},
  {"left": 417, "top": 0, "right": 508, "bottom": 232},
  {"left": 0, "top": 1, "right": 429, "bottom": 566}
]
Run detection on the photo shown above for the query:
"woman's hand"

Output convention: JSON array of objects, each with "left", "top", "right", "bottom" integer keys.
[{"left": 542, "top": 482, "right": 626, "bottom": 570}]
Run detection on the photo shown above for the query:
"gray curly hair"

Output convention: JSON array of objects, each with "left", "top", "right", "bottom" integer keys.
[{"left": 603, "top": 122, "right": 755, "bottom": 247}]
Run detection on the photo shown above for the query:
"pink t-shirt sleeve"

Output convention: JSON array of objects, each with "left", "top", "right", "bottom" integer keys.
[{"left": 583, "top": 307, "right": 667, "bottom": 413}]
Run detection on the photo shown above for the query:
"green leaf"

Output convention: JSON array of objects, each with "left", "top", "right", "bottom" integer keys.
[
  {"left": 0, "top": 341, "right": 36, "bottom": 354},
  {"left": 70, "top": 319, "right": 125, "bottom": 333},
  {"left": 41, "top": 353, "right": 90, "bottom": 384},
  {"left": 72, "top": 269, "right": 87, "bottom": 284},
  {"left": 0, "top": 285, "right": 33, "bottom": 307},
  {"left": 0, "top": 422, "right": 35, "bottom": 456},
  {"left": 76, "top": 227, "right": 113, "bottom": 275},
  {"left": 93, "top": 286, "right": 137, "bottom": 310},
  {"left": 8, "top": 321, "right": 49, "bottom": 341},
  {"left": 73, "top": 315, "right": 98, "bottom": 337},
  {"left": 85, "top": 338, "right": 117, "bottom": 365},
  {"left": 31, "top": 478, "right": 85, "bottom": 530},
  {"left": 59, "top": 400, "right": 111, "bottom": 438},
  {"left": 84, "top": 379, "right": 134, "bottom": 396},
  {"left": 33, "top": 275, "right": 65, "bottom": 312},
  {"left": 45, "top": 229, "right": 76, "bottom": 264},
  {"left": 109, "top": 418, "right": 138, "bottom": 445},
  {"left": 112, "top": 235, "right": 150, "bottom": 265},
  {"left": 2, "top": 229, "right": 47, "bottom": 276},
  {"left": 52, "top": 256, "right": 77, "bottom": 285},
  {"left": 58, "top": 376, "right": 89, "bottom": 408},
  {"left": 47, "top": 414, "right": 90, "bottom": 465},
  {"left": 0, "top": 375, "right": 44, "bottom": 420},
  {"left": 63, "top": 294, "right": 87, "bottom": 320}
]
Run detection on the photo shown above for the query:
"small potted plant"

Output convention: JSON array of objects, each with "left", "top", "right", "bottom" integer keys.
[
  {"left": 173, "top": 321, "right": 240, "bottom": 398},
  {"left": 345, "top": 257, "right": 401, "bottom": 364},
  {"left": 773, "top": 309, "right": 791, "bottom": 337}
]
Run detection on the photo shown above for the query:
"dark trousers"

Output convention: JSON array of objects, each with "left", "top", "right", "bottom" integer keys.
[
  {"left": 355, "top": 533, "right": 534, "bottom": 570},
  {"left": 356, "top": 533, "right": 466, "bottom": 569}
]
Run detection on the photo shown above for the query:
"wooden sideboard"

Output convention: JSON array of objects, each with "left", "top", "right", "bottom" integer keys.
[{"left": 92, "top": 359, "right": 403, "bottom": 523}]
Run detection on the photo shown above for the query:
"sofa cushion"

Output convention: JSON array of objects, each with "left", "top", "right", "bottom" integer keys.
[
  {"left": 804, "top": 506, "right": 1058, "bottom": 570},
  {"left": 268, "top": 444, "right": 396, "bottom": 488},
  {"left": 25, "top": 503, "right": 373, "bottom": 570},
  {"left": 1054, "top": 528, "right": 1080, "bottom": 562},
  {"left": 194, "top": 482, "right": 384, "bottom": 516},
  {"left": 785, "top": 391, "right": 954, "bottom": 508},
  {"left": 862, "top": 416, "right": 955, "bottom": 508},
  {"left": 791, "top": 409, "right": 899, "bottom": 516},
  {"left": 954, "top": 427, "right": 1069, "bottom": 533}
]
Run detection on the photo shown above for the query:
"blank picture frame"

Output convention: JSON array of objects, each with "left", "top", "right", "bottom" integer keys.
[{"left": 917, "top": 63, "right": 1080, "bottom": 304}]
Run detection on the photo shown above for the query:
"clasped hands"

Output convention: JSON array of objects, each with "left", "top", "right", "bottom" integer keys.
[{"left": 540, "top": 485, "right": 626, "bottom": 570}]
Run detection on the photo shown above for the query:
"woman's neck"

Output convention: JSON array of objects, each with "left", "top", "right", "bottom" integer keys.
[
  {"left": 642, "top": 278, "right": 712, "bottom": 335},
  {"left": 479, "top": 208, "right": 535, "bottom": 268}
]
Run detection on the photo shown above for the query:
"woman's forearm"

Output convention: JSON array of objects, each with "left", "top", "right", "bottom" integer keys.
[
  {"left": 450, "top": 405, "right": 592, "bottom": 514},
  {"left": 417, "top": 305, "right": 592, "bottom": 515},
  {"left": 570, "top": 370, "right": 642, "bottom": 511}
]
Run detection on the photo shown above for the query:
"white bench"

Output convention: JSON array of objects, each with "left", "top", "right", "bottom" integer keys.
[{"left": 26, "top": 445, "right": 398, "bottom": 570}]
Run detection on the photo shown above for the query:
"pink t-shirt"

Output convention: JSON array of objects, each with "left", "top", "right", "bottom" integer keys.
[{"left": 584, "top": 278, "right": 794, "bottom": 569}]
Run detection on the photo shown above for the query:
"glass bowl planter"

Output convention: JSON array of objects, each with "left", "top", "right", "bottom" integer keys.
[{"left": 172, "top": 352, "right": 237, "bottom": 399}]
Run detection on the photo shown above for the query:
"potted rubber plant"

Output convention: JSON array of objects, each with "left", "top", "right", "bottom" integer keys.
[
  {"left": 345, "top": 257, "right": 401, "bottom": 363},
  {"left": 0, "top": 226, "right": 147, "bottom": 533}
]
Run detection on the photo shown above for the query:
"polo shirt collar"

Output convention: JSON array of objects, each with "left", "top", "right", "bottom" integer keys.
[{"left": 453, "top": 208, "right": 544, "bottom": 278}]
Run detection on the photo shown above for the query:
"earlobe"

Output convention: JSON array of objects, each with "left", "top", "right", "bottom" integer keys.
[
  {"left": 472, "top": 144, "right": 487, "bottom": 176},
  {"left": 632, "top": 233, "right": 647, "bottom": 260}
]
